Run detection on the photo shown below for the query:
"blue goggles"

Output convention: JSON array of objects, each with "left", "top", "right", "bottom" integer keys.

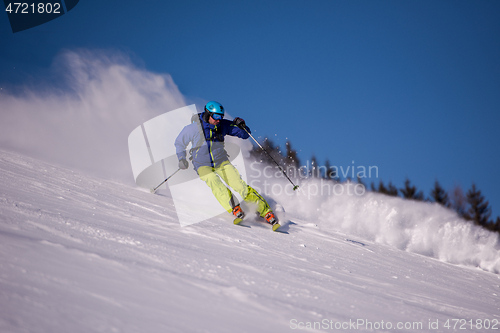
[{"left": 211, "top": 112, "right": 224, "bottom": 120}]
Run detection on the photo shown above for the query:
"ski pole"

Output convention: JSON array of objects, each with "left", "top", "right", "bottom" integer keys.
[
  {"left": 151, "top": 168, "right": 180, "bottom": 193},
  {"left": 242, "top": 127, "right": 299, "bottom": 191}
]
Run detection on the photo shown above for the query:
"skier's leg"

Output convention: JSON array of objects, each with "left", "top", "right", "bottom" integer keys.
[
  {"left": 217, "top": 161, "right": 271, "bottom": 217},
  {"left": 216, "top": 161, "right": 248, "bottom": 198},
  {"left": 244, "top": 186, "right": 272, "bottom": 218},
  {"left": 198, "top": 165, "right": 235, "bottom": 213}
]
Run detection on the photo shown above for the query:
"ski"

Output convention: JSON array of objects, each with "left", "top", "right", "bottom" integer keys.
[
  {"left": 233, "top": 210, "right": 285, "bottom": 233},
  {"left": 346, "top": 239, "right": 366, "bottom": 246},
  {"left": 233, "top": 217, "right": 250, "bottom": 227}
]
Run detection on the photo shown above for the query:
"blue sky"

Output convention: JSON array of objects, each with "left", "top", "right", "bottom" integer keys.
[{"left": 1, "top": 0, "right": 499, "bottom": 218}]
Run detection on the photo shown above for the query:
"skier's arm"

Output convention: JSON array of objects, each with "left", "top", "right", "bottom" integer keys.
[
  {"left": 226, "top": 118, "right": 250, "bottom": 139},
  {"left": 174, "top": 125, "right": 193, "bottom": 161}
]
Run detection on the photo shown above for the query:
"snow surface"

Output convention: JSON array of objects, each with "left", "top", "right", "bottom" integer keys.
[{"left": 1, "top": 148, "right": 500, "bottom": 333}]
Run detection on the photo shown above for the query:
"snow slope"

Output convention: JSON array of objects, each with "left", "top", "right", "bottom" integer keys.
[{"left": 1, "top": 149, "right": 499, "bottom": 333}]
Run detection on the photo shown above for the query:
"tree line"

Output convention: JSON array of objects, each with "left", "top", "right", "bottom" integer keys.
[{"left": 249, "top": 137, "right": 500, "bottom": 234}]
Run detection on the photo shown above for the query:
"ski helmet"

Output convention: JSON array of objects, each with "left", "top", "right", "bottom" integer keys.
[{"left": 204, "top": 101, "right": 224, "bottom": 120}]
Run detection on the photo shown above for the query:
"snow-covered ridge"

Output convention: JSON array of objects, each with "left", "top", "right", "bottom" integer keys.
[{"left": 1, "top": 149, "right": 499, "bottom": 333}]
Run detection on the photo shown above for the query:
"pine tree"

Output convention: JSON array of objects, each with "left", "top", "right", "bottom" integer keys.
[
  {"left": 493, "top": 217, "right": 500, "bottom": 233},
  {"left": 310, "top": 155, "right": 319, "bottom": 178},
  {"left": 377, "top": 180, "right": 389, "bottom": 195},
  {"left": 285, "top": 140, "right": 300, "bottom": 169},
  {"left": 387, "top": 181, "right": 399, "bottom": 197},
  {"left": 431, "top": 181, "right": 449, "bottom": 207},
  {"left": 466, "top": 183, "right": 492, "bottom": 227},
  {"left": 357, "top": 176, "right": 366, "bottom": 188},
  {"left": 324, "top": 159, "right": 336, "bottom": 180},
  {"left": 250, "top": 137, "right": 282, "bottom": 166},
  {"left": 400, "top": 178, "right": 424, "bottom": 201},
  {"left": 450, "top": 185, "right": 469, "bottom": 219},
  {"left": 373, "top": 180, "right": 398, "bottom": 197}
]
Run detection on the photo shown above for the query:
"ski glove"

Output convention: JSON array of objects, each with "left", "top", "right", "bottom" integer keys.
[
  {"left": 178, "top": 159, "right": 189, "bottom": 170},
  {"left": 233, "top": 117, "right": 246, "bottom": 129}
]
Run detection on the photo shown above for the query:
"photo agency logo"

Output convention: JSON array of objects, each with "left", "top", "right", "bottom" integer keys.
[
  {"left": 247, "top": 160, "right": 378, "bottom": 199},
  {"left": 4, "top": 0, "right": 79, "bottom": 33}
]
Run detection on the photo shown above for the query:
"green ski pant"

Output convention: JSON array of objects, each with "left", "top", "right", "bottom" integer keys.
[{"left": 197, "top": 160, "right": 271, "bottom": 216}]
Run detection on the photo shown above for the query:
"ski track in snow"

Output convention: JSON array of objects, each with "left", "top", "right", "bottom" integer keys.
[{"left": 1, "top": 149, "right": 500, "bottom": 333}]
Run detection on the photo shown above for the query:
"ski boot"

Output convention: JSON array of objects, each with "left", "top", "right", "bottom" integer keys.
[
  {"left": 232, "top": 205, "right": 245, "bottom": 224},
  {"left": 265, "top": 211, "right": 281, "bottom": 231}
]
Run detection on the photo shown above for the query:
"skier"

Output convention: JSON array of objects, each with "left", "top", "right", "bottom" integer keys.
[{"left": 174, "top": 101, "right": 279, "bottom": 230}]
